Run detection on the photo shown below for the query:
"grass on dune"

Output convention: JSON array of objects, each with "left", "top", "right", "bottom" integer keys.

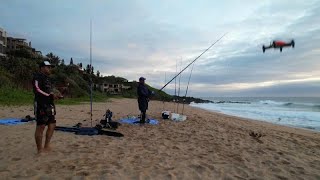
[
  {"left": 0, "top": 86, "right": 33, "bottom": 106},
  {"left": 0, "top": 87, "right": 113, "bottom": 106}
]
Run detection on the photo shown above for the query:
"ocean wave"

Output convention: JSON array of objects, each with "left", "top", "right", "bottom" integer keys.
[
  {"left": 258, "top": 100, "right": 320, "bottom": 110},
  {"left": 314, "top": 105, "right": 320, "bottom": 109},
  {"left": 284, "top": 102, "right": 293, "bottom": 106},
  {"left": 213, "top": 101, "right": 250, "bottom": 104},
  {"left": 258, "top": 100, "right": 285, "bottom": 105},
  {"left": 190, "top": 99, "right": 320, "bottom": 131}
]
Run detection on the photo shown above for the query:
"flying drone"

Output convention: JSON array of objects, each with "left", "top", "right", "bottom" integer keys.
[{"left": 262, "top": 40, "right": 295, "bottom": 53}]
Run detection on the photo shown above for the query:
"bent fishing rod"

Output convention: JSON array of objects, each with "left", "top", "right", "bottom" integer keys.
[{"left": 158, "top": 32, "right": 228, "bottom": 92}]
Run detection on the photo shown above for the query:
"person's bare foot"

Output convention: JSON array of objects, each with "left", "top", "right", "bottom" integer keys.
[
  {"left": 37, "top": 148, "right": 44, "bottom": 155},
  {"left": 43, "top": 146, "right": 52, "bottom": 153}
]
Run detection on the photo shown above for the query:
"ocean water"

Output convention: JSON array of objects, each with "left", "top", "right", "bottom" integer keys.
[{"left": 190, "top": 97, "right": 320, "bottom": 131}]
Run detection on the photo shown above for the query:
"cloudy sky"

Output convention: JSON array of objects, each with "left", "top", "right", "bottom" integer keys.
[{"left": 1, "top": 0, "right": 320, "bottom": 97}]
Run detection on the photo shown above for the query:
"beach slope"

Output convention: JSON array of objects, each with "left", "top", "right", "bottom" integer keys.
[{"left": 0, "top": 98, "right": 319, "bottom": 179}]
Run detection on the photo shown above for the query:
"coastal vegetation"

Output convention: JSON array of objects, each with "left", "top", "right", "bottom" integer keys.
[{"left": 0, "top": 50, "right": 208, "bottom": 105}]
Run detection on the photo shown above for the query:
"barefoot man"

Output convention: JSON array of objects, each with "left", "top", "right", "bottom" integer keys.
[{"left": 32, "top": 61, "right": 57, "bottom": 154}]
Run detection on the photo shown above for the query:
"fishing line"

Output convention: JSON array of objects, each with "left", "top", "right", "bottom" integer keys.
[
  {"left": 158, "top": 32, "right": 228, "bottom": 92},
  {"left": 182, "top": 62, "right": 195, "bottom": 115},
  {"left": 176, "top": 58, "right": 183, "bottom": 113}
]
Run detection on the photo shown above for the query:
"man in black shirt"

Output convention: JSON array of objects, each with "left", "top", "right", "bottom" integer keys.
[
  {"left": 137, "top": 77, "right": 152, "bottom": 123},
  {"left": 32, "top": 61, "right": 57, "bottom": 154}
]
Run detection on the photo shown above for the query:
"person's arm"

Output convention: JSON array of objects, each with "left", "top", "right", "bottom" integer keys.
[
  {"left": 33, "top": 77, "right": 50, "bottom": 97},
  {"left": 138, "top": 85, "right": 149, "bottom": 97},
  {"left": 33, "top": 76, "right": 57, "bottom": 102},
  {"left": 148, "top": 89, "right": 152, "bottom": 96}
]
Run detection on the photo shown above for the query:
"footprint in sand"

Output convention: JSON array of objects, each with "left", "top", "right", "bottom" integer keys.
[
  {"left": 189, "top": 164, "right": 206, "bottom": 174},
  {"left": 172, "top": 145, "right": 180, "bottom": 150},
  {"left": 0, "top": 164, "right": 8, "bottom": 173},
  {"left": 275, "top": 175, "right": 288, "bottom": 180},
  {"left": 281, "top": 160, "right": 290, "bottom": 165},
  {"left": 295, "top": 166, "right": 305, "bottom": 171},
  {"left": 26, "top": 169, "right": 37, "bottom": 177},
  {"left": 67, "top": 165, "right": 76, "bottom": 170},
  {"left": 11, "top": 157, "right": 21, "bottom": 161},
  {"left": 76, "top": 171, "right": 90, "bottom": 176},
  {"left": 270, "top": 165, "right": 283, "bottom": 173},
  {"left": 70, "top": 143, "right": 80, "bottom": 148},
  {"left": 276, "top": 155, "right": 283, "bottom": 161},
  {"left": 289, "top": 170, "right": 297, "bottom": 175}
]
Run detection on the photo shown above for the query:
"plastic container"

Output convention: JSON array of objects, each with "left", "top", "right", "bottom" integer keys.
[{"left": 171, "top": 113, "right": 187, "bottom": 121}]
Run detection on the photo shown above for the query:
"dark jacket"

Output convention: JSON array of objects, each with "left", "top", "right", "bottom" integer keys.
[{"left": 137, "top": 83, "right": 151, "bottom": 111}]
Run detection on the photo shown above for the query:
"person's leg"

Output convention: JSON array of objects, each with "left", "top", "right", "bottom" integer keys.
[
  {"left": 140, "top": 110, "right": 146, "bottom": 123},
  {"left": 35, "top": 125, "right": 45, "bottom": 154},
  {"left": 44, "top": 116, "right": 56, "bottom": 152},
  {"left": 44, "top": 123, "right": 55, "bottom": 151},
  {"left": 145, "top": 111, "right": 150, "bottom": 123},
  {"left": 145, "top": 101, "right": 149, "bottom": 123}
]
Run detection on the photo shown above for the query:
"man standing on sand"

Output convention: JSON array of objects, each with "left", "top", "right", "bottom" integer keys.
[
  {"left": 32, "top": 61, "right": 59, "bottom": 154},
  {"left": 137, "top": 77, "right": 153, "bottom": 123}
]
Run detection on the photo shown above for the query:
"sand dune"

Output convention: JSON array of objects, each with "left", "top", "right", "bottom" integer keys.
[{"left": 0, "top": 98, "right": 319, "bottom": 179}]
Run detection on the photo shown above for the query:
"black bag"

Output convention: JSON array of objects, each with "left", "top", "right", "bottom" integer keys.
[
  {"left": 100, "top": 120, "right": 119, "bottom": 129},
  {"left": 162, "top": 111, "right": 170, "bottom": 119}
]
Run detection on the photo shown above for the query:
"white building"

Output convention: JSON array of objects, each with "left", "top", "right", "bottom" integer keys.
[
  {"left": 0, "top": 27, "right": 7, "bottom": 56},
  {"left": 100, "top": 83, "right": 131, "bottom": 94}
]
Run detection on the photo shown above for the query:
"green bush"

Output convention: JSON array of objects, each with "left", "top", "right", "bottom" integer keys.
[
  {"left": 0, "top": 52, "right": 174, "bottom": 105},
  {"left": 0, "top": 67, "right": 14, "bottom": 87},
  {"left": 0, "top": 86, "right": 33, "bottom": 105}
]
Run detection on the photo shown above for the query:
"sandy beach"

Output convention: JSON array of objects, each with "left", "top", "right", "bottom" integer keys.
[{"left": 0, "top": 98, "right": 319, "bottom": 180}]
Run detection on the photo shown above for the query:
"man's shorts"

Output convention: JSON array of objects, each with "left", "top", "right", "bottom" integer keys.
[
  {"left": 36, "top": 114, "right": 56, "bottom": 126},
  {"left": 138, "top": 98, "right": 148, "bottom": 112},
  {"left": 34, "top": 102, "right": 56, "bottom": 126},
  {"left": 35, "top": 108, "right": 56, "bottom": 126}
]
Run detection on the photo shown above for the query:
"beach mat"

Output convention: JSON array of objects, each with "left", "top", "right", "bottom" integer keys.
[
  {"left": 119, "top": 118, "right": 159, "bottom": 125},
  {"left": 55, "top": 126, "right": 124, "bottom": 137},
  {"left": 55, "top": 126, "right": 79, "bottom": 132},
  {"left": 0, "top": 118, "right": 25, "bottom": 126}
]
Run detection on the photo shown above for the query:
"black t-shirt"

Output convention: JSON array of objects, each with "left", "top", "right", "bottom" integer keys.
[{"left": 32, "top": 72, "right": 53, "bottom": 105}]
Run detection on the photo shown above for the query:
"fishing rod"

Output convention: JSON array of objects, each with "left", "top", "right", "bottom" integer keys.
[
  {"left": 176, "top": 58, "right": 182, "bottom": 113},
  {"left": 181, "top": 62, "right": 195, "bottom": 115},
  {"left": 158, "top": 32, "right": 228, "bottom": 92},
  {"left": 162, "top": 72, "right": 167, "bottom": 111},
  {"left": 90, "top": 19, "right": 93, "bottom": 127}
]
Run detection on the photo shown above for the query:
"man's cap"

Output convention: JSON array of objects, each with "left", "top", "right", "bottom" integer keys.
[
  {"left": 39, "top": 61, "right": 55, "bottom": 68},
  {"left": 139, "top": 77, "right": 146, "bottom": 81}
]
